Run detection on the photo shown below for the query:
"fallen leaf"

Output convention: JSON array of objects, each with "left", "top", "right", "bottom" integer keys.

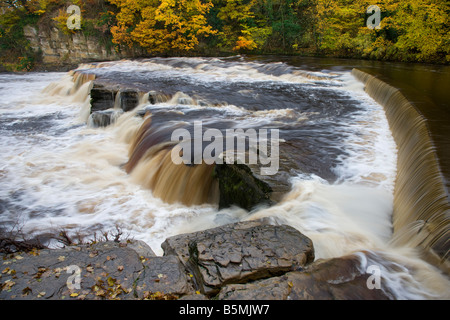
[
  {"left": 1, "top": 280, "right": 15, "bottom": 290},
  {"left": 107, "top": 277, "right": 116, "bottom": 287},
  {"left": 22, "top": 287, "right": 32, "bottom": 296},
  {"left": 117, "top": 265, "right": 124, "bottom": 272},
  {"left": 95, "top": 289, "right": 106, "bottom": 297},
  {"left": 70, "top": 292, "right": 79, "bottom": 297},
  {"left": 57, "top": 256, "right": 66, "bottom": 262}
]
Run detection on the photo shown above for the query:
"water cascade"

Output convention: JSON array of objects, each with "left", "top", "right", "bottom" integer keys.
[
  {"left": 352, "top": 69, "right": 450, "bottom": 272},
  {"left": 2, "top": 58, "right": 449, "bottom": 299},
  {"left": 124, "top": 116, "right": 219, "bottom": 206}
]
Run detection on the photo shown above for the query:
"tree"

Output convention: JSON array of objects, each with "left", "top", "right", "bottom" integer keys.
[
  {"left": 215, "top": 0, "right": 271, "bottom": 51},
  {"left": 109, "top": 0, "right": 216, "bottom": 53}
]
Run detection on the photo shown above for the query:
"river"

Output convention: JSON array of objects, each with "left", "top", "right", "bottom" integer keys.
[{"left": 0, "top": 56, "right": 448, "bottom": 299}]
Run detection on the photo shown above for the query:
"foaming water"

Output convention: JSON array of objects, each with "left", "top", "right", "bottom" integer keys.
[{"left": 0, "top": 59, "right": 448, "bottom": 299}]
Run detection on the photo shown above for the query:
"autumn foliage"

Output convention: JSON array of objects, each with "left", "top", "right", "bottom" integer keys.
[
  {"left": 1, "top": 0, "right": 449, "bottom": 66},
  {"left": 109, "top": 0, "right": 216, "bottom": 52}
]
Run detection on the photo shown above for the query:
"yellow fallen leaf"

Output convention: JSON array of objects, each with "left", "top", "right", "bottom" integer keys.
[
  {"left": 57, "top": 256, "right": 66, "bottom": 262},
  {"left": 70, "top": 292, "right": 79, "bottom": 297},
  {"left": 107, "top": 277, "right": 116, "bottom": 287}
]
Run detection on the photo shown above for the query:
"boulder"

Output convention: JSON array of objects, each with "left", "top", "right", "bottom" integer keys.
[
  {"left": 90, "top": 83, "right": 118, "bottom": 112},
  {"left": 0, "top": 240, "right": 193, "bottom": 300},
  {"left": 134, "top": 255, "right": 194, "bottom": 299},
  {"left": 214, "top": 163, "right": 273, "bottom": 211},
  {"left": 217, "top": 253, "right": 392, "bottom": 300},
  {"left": 119, "top": 89, "right": 140, "bottom": 112},
  {"left": 161, "top": 219, "right": 314, "bottom": 296}
]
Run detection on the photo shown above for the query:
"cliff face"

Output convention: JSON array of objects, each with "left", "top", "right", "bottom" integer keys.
[{"left": 23, "top": 25, "right": 122, "bottom": 67}]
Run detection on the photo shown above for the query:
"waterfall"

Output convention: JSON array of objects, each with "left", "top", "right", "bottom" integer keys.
[
  {"left": 352, "top": 68, "right": 449, "bottom": 273},
  {"left": 124, "top": 115, "right": 219, "bottom": 206}
]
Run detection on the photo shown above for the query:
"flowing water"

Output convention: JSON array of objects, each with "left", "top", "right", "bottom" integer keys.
[{"left": 0, "top": 56, "right": 448, "bottom": 299}]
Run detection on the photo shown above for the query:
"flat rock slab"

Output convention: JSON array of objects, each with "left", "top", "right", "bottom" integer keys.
[
  {"left": 161, "top": 219, "right": 314, "bottom": 296},
  {"left": 0, "top": 240, "right": 193, "bottom": 300},
  {"left": 218, "top": 253, "right": 392, "bottom": 300},
  {"left": 134, "top": 255, "right": 194, "bottom": 299}
]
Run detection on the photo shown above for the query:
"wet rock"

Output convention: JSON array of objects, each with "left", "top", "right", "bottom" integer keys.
[
  {"left": 214, "top": 163, "right": 273, "bottom": 211},
  {"left": 161, "top": 219, "right": 314, "bottom": 296},
  {"left": 0, "top": 240, "right": 192, "bottom": 300},
  {"left": 217, "top": 254, "right": 392, "bottom": 300},
  {"left": 178, "top": 293, "right": 209, "bottom": 300},
  {"left": 90, "top": 83, "right": 118, "bottom": 112},
  {"left": 119, "top": 89, "right": 139, "bottom": 112},
  {"left": 0, "top": 241, "right": 142, "bottom": 300},
  {"left": 148, "top": 91, "right": 170, "bottom": 104},
  {"left": 88, "top": 109, "right": 123, "bottom": 128},
  {"left": 134, "top": 255, "right": 194, "bottom": 299},
  {"left": 125, "top": 239, "right": 156, "bottom": 258}
]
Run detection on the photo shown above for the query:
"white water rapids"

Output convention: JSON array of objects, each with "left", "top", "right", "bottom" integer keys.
[{"left": 0, "top": 58, "right": 448, "bottom": 299}]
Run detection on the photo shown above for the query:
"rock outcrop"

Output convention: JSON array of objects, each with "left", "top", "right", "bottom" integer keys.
[
  {"left": 213, "top": 163, "right": 274, "bottom": 211},
  {"left": 218, "top": 254, "right": 392, "bottom": 300},
  {"left": 23, "top": 26, "right": 122, "bottom": 67},
  {"left": 161, "top": 219, "right": 314, "bottom": 296},
  {"left": 88, "top": 110, "right": 123, "bottom": 128},
  {"left": 0, "top": 220, "right": 393, "bottom": 300},
  {"left": 0, "top": 240, "right": 194, "bottom": 300}
]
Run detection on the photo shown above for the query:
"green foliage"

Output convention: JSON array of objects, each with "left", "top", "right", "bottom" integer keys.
[
  {"left": 0, "top": 5, "right": 41, "bottom": 71},
  {"left": 313, "top": 0, "right": 450, "bottom": 63}
]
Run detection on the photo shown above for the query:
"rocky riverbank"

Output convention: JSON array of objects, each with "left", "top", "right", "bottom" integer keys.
[{"left": 0, "top": 219, "right": 392, "bottom": 300}]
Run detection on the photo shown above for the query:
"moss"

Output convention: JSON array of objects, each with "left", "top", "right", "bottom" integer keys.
[{"left": 214, "top": 163, "right": 273, "bottom": 211}]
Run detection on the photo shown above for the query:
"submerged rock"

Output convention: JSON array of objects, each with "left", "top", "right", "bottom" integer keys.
[
  {"left": 161, "top": 219, "right": 314, "bottom": 296},
  {"left": 88, "top": 109, "right": 123, "bottom": 128}
]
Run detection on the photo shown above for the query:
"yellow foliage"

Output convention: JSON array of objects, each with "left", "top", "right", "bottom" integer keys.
[
  {"left": 52, "top": 9, "right": 76, "bottom": 35},
  {"left": 110, "top": 0, "right": 216, "bottom": 53},
  {"left": 233, "top": 36, "right": 256, "bottom": 51}
]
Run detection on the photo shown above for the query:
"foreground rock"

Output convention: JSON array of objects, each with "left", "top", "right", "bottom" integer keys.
[
  {"left": 0, "top": 240, "right": 194, "bottom": 300},
  {"left": 161, "top": 219, "right": 314, "bottom": 296},
  {"left": 1, "top": 220, "right": 395, "bottom": 300},
  {"left": 218, "top": 253, "right": 392, "bottom": 300}
]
